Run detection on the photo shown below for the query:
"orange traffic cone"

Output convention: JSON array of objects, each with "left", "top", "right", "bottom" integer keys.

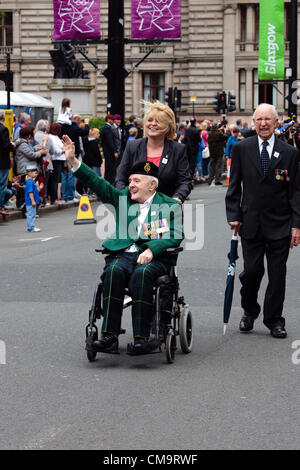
[{"left": 225, "top": 158, "right": 231, "bottom": 186}]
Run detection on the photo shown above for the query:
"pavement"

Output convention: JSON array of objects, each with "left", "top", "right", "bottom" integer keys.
[{"left": 1, "top": 181, "right": 300, "bottom": 450}]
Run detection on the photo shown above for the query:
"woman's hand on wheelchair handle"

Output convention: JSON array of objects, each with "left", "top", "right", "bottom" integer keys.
[{"left": 137, "top": 248, "right": 153, "bottom": 265}]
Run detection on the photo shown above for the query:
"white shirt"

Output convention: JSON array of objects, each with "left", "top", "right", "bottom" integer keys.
[
  {"left": 125, "top": 193, "right": 156, "bottom": 252},
  {"left": 258, "top": 134, "right": 275, "bottom": 160}
]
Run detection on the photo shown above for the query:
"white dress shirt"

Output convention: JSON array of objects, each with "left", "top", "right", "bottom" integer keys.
[{"left": 258, "top": 134, "right": 275, "bottom": 159}]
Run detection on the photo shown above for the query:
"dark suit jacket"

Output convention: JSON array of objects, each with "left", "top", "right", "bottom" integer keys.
[
  {"left": 182, "top": 125, "right": 201, "bottom": 158},
  {"left": 59, "top": 122, "right": 89, "bottom": 157},
  {"left": 115, "top": 138, "right": 192, "bottom": 202},
  {"left": 101, "top": 123, "right": 117, "bottom": 158},
  {"left": 0, "top": 122, "right": 14, "bottom": 170},
  {"left": 226, "top": 135, "right": 300, "bottom": 240}
]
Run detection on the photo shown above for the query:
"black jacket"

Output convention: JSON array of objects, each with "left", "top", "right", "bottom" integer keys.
[
  {"left": 82, "top": 138, "right": 102, "bottom": 167},
  {"left": 59, "top": 122, "right": 89, "bottom": 157},
  {"left": 115, "top": 138, "right": 192, "bottom": 202},
  {"left": 0, "top": 122, "right": 14, "bottom": 170},
  {"left": 101, "top": 123, "right": 118, "bottom": 158},
  {"left": 226, "top": 135, "right": 300, "bottom": 240},
  {"left": 182, "top": 125, "right": 201, "bottom": 158}
]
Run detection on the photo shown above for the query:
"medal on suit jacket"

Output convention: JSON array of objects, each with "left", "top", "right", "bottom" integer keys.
[
  {"left": 143, "top": 218, "right": 170, "bottom": 239},
  {"left": 275, "top": 169, "right": 290, "bottom": 181}
]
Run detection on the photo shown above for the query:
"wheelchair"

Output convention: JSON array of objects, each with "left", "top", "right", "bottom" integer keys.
[{"left": 85, "top": 247, "right": 193, "bottom": 364}]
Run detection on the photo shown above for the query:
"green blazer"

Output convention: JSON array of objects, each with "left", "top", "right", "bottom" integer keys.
[{"left": 74, "top": 162, "right": 184, "bottom": 264}]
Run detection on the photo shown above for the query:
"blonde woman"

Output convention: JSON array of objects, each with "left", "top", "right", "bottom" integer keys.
[{"left": 115, "top": 100, "right": 192, "bottom": 203}]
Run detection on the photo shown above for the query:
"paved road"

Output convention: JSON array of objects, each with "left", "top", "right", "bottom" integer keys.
[{"left": 0, "top": 184, "right": 300, "bottom": 450}]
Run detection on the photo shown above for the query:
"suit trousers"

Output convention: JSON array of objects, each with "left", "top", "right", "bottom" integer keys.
[
  {"left": 101, "top": 251, "right": 169, "bottom": 338},
  {"left": 240, "top": 230, "right": 291, "bottom": 329},
  {"left": 104, "top": 155, "right": 118, "bottom": 185}
]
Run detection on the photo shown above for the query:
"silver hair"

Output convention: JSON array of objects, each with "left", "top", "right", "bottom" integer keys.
[
  {"left": 0, "top": 110, "right": 5, "bottom": 121},
  {"left": 151, "top": 176, "right": 159, "bottom": 189},
  {"left": 35, "top": 119, "right": 49, "bottom": 132},
  {"left": 253, "top": 103, "right": 279, "bottom": 120},
  {"left": 20, "top": 112, "right": 31, "bottom": 124}
]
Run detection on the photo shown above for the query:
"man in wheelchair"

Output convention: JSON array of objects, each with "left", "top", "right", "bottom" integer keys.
[{"left": 63, "top": 135, "right": 184, "bottom": 356}]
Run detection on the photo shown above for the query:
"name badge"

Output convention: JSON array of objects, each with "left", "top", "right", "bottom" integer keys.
[{"left": 162, "top": 157, "right": 168, "bottom": 165}]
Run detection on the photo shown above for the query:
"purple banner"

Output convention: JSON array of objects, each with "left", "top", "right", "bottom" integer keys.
[
  {"left": 131, "top": 0, "right": 181, "bottom": 39},
  {"left": 53, "top": 0, "right": 101, "bottom": 41}
]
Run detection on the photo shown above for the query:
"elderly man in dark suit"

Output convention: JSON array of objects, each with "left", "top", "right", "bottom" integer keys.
[
  {"left": 0, "top": 111, "right": 15, "bottom": 216},
  {"left": 226, "top": 103, "right": 300, "bottom": 339}
]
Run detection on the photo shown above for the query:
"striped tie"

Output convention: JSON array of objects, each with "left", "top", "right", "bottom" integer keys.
[{"left": 261, "top": 141, "right": 270, "bottom": 175}]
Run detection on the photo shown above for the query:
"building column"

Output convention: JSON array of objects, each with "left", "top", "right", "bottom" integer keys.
[
  {"left": 246, "top": 5, "right": 255, "bottom": 51},
  {"left": 223, "top": 5, "right": 236, "bottom": 92}
]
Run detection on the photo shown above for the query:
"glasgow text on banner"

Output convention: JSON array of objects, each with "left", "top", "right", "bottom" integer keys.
[
  {"left": 131, "top": 0, "right": 181, "bottom": 39},
  {"left": 258, "top": 0, "right": 285, "bottom": 80},
  {"left": 53, "top": 0, "right": 101, "bottom": 41}
]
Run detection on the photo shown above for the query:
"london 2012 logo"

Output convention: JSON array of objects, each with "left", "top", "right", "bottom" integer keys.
[
  {"left": 57, "top": 0, "right": 96, "bottom": 35},
  {"left": 136, "top": 0, "right": 177, "bottom": 32}
]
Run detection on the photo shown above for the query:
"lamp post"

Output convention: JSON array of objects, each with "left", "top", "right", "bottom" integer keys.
[
  {"left": 288, "top": 0, "right": 298, "bottom": 118},
  {"left": 6, "top": 52, "right": 11, "bottom": 110},
  {"left": 105, "top": 0, "right": 125, "bottom": 120}
]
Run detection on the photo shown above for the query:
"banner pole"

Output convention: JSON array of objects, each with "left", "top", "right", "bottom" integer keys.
[{"left": 288, "top": 0, "right": 298, "bottom": 118}]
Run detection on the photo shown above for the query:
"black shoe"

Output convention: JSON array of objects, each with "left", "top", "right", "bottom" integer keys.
[
  {"left": 239, "top": 314, "right": 255, "bottom": 332},
  {"left": 215, "top": 181, "right": 223, "bottom": 186},
  {"left": 270, "top": 325, "right": 287, "bottom": 339},
  {"left": 127, "top": 338, "right": 160, "bottom": 356},
  {"left": 92, "top": 334, "right": 119, "bottom": 354}
]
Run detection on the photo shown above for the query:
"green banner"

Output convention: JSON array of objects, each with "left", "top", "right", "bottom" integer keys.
[{"left": 258, "top": 0, "right": 285, "bottom": 80}]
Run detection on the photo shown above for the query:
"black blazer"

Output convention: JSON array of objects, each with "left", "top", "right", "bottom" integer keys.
[
  {"left": 0, "top": 122, "right": 14, "bottom": 170},
  {"left": 226, "top": 135, "right": 300, "bottom": 240},
  {"left": 115, "top": 138, "right": 192, "bottom": 202},
  {"left": 101, "top": 123, "right": 117, "bottom": 158}
]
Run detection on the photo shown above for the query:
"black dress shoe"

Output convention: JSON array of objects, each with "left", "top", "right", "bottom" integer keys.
[
  {"left": 270, "top": 326, "right": 287, "bottom": 339},
  {"left": 92, "top": 334, "right": 119, "bottom": 354},
  {"left": 127, "top": 338, "right": 160, "bottom": 356},
  {"left": 239, "top": 314, "right": 255, "bottom": 332}
]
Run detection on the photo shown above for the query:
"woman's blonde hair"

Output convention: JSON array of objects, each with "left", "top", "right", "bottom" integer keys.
[
  {"left": 143, "top": 100, "right": 176, "bottom": 140},
  {"left": 89, "top": 127, "right": 100, "bottom": 138},
  {"left": 200, "top": 121, "right": 207, "bottom": 131}
]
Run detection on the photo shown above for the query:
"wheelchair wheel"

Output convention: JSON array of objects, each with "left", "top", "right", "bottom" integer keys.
[
  {"left": 179, "top": 306, "right": 193, "bottom": 354},
  {"left": 86, "top": 327, "right": 98, "bottom": 362},
  {"left": 87, "top": 349, "right": 97, "bottom": 362},
  {"left": 166, "top": 330, "right": 176, "bottom": 364}
]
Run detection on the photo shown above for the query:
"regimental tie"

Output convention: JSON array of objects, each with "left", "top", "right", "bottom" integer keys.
[{"left": 261, "top": 141, "right": 270, "bottom": 175}]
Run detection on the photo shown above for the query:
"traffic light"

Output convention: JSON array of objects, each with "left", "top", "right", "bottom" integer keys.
[
  {"left": 227, "top": 91, "right": 236, "bottom": 112},
  {"left": 165, "top": 87, "right": 174, "bottom": 108},
  {"left": 174, "top": 87, "right": 182, "bottom": 109},
  {"left": 213, "top": 92, "right": 221, "bottom": 113},
  {"left": 213, "top": 91, "right": 227, "bottom": 113},
  {"left": 219, "top": 91, "right": 227, "bottom": 112}
]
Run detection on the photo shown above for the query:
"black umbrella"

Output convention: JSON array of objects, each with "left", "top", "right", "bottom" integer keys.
[{"left": 223, "top": 234, "right": 239, "bottom": 334}]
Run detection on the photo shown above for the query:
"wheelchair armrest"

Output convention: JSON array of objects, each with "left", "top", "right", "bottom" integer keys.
[{"left": 164, "top": 247, "right": 183, "bottom": 255}]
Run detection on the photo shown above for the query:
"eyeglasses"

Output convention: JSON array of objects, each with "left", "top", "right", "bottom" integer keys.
[{"left": 255, "top": 118, "right": 273, "bottom": 122}]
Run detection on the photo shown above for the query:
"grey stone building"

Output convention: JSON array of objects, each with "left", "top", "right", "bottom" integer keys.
[{"left": 0, "top": 1, "right": 298, "bottom": 121}]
